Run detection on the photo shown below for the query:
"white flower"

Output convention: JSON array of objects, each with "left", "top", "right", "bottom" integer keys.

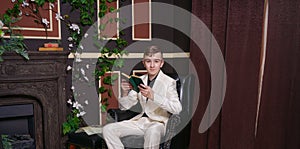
[
  {"left": 50, "top": 3, "right": 54, "bottom": 8},
  {"left": 75, "top": 58, "right": 82, "bottom": 62},
  {"left": 67, "top": 99, "right": 73, "bottom": 105},
  {"left": 72, "top": 101, "right": 80, "bottom": 109},
  {"left": 80, "top": 68, "right": 85, "bottom": 75},
  {"left": 55, "top": 13, "right": 63, "bottom": 21},
  {"left": 42, "top": 18, "right": 49, "bottom": 26},
  {"left": 0, "top": 20, "right": 3, "bottom": 29},
  {"left": 83, "top": 76, "right": 89, "bottom": 81},
  {"left": 19, "top": 11, "right": 22, "bottom": 16},
  {"left": 22, "top": 1, "right": 29, "bottom": 7},
  {"left": 70, "top": 24, "right": 79, "bottom": 31},
  {"left": 31, "top": 0, "right": 35, "bottom": 1},
  {"left": 84, "top": 100, "right": 89, "bottom": 105},
  {"left": 84, "top": 33, "right": 88, "bottom": 38},
  {"left": 67, "top": 37, "right": 73, "bottom": 41},
  {"left": 80, "top": 111, "right": 86, "bottom": 116},
  {"left": 11, "top": 0, "right": 16, "bottom": 2},
  {"left": 69, "top": 24, "right": 80, "bottom": 34},
  {"left": 72, "top": 102, "right": 84, "bottom": 110},
  {"left": 86, "top": 64, "right": 90, "bottom": 69},
  {"left": 74, "top": 52, "right": 80, "bottom": 57},
  {"left": 74, "top": 52, "right": 82, "bottom": 62},
  {"left": 68, "top": 43, "right": 73, "bottom": 48},
  {"left": 79, "top": 44, "right": 84, "bottom": 50},
  {"left": 66, "top": 65, "right": 72, "bottom": 71},
  {"left": 71, "top": 86, "right": 75, "bottom": 90},
  {"left": 77, "top": 111, "right": 86, "bottom": 117},
  {"left": 76, "top": 103, "right": 83, "bottom": 110}
]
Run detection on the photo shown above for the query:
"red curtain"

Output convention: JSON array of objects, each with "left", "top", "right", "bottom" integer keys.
[
  {"left": 190, "top": 0, "right": 264, "bottom": 148},
  {"left": 255, "top": 0, "right": 300, "bottom": 148},
  {"left": 190, "top": 0, "right": 300, "bottom": 148}
]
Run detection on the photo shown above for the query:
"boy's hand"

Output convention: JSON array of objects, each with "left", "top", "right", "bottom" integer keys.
[
  {"left": 138, "top": 84, "right": 154, "bottom": 100},
  {"left": 121, "top": 79, "right": 132, "bottom": 96}
]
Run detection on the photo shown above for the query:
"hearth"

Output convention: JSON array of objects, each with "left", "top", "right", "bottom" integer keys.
[
  {"left": 0, "top": 100, "right": 36, "bottom": 149},
  {"left": 0, "top": 51, "right": 69, "bottom": 149}
]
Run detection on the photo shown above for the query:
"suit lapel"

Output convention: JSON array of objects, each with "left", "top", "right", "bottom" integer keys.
[
  {"left": 140, "top": 70, "right": 165, "bottom": 103},
  {"left": 151, "top": 70, "right": 163, "bottom": 93},
  {"left": 141, "top": 75, "right": 148, "bottom": 102}
]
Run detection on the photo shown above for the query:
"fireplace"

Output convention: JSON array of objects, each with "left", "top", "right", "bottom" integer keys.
[
  {"left": 0, "top": 101, "right": 36, "bottom": 148},
  {"left": 0, "top": 51, "right": 69, "bottom": 149}
]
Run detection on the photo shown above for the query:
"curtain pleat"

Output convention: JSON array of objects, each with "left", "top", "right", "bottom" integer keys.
[
  {"left": 255, "top": 0, "right": 300, "bottom": 148},
  {"left": 190, "top": 0, "right": 264, "bottom": 148}
]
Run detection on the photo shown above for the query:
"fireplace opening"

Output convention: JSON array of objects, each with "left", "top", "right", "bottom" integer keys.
[{"left": 0, "top": 104, "right": 35, "bottom": 149}]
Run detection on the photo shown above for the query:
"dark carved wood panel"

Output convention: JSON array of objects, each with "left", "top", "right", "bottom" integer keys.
[{"left": 0, "top": 51, "right": 69, "bottom": 149}]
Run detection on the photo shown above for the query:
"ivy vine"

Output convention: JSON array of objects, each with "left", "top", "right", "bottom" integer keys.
[
  {"left": 1, "top": 0, "right": 128, "bottom": 134},
  {"left": 62, "top": 0, "right": 95, "bottom": 25}
]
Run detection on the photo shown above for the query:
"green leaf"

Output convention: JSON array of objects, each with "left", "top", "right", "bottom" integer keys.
[
  {"left": 101, "top": 105, "right": 107, "bottom": 112},
  {"left": 113, "top": 58, "right": 124, "bottom": 68},
  {"left": 99, "top": 3, "right": 108, "bottom": 13},
  {"left": 99, "top": 86, "right": 107, "bottom": 93},
  {"left": 99, "top": 24, "right": 106, "bottom": 31},
  {"left": 109, "top": 18, "right": 114, "bottom": 23},
  {"left": 102, "top": 98, "right": 108, "bottom": 102},
  {"left": 108, "top": 89, "right": 112, "bottom": 97},
  {"left": 109, "top": 7, "right": 115, "bottom": 12},
  {"left": 62, "top": 123, "right": 71, "bottom": 135},
  {"left": 103, "top": 76, "right": 112, "bottom": 84}
]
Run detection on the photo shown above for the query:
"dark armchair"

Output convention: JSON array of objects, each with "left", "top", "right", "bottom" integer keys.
[{"left": 66, "top": 62, "right": 195, "bottom": 149}]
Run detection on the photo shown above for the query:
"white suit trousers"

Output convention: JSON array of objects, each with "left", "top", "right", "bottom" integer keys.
[{"left": 103, "top": 117, "right": 165, "bottom": 149}]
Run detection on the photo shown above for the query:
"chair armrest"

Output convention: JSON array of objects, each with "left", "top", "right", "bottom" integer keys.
[
  {"left": 162, "top": 114, "right": 181, "bottom": 149},
  {"left": 107, "top": 109, "right": 139, "bottom": 122}
]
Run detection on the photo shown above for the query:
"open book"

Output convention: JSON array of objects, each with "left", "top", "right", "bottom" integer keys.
[
  {"left": 75, "top": 125, "right": 103, "bottom": 135},
  {"left": 121, "top": 73, "right": 144, "bottom": 93}
]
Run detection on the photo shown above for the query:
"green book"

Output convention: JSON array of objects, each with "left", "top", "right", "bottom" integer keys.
[{"left": 122, "top": 73, "right": 144, "bottom": 93}]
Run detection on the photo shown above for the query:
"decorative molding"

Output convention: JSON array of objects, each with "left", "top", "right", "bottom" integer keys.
[
  {"left": 132, "top": 0, "right": 151, "bottom": 40},
  {"left": 68, "top": 52, "right": 190, "bottom": 59},
  {"left": 1, "top": 1, "right": 61, "bottom": 39},
  {"left": 0, "top": 62, "right": 56, "bottom": 77},
  {"left": 98, "top": 71, "right": 121, "bottom": 125},
  {"left": 0, "top": 51, "right": 69, "bottom": 148},
  {"left": 97, "top": 0, "right": 119, "bottom": 40}
]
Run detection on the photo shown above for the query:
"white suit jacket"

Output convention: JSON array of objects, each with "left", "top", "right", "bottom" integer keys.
[{"left": 118, "top": 70, "right": 182, "bottom": 125}]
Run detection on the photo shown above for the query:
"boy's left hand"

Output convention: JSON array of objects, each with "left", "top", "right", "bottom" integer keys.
[{"left": 138, "top": 84, "right": 154, "bottom": 100}]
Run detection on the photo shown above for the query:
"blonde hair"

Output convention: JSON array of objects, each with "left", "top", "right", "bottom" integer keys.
[{"left": 143, "top": 46, "right": 163, "bottom": 59}]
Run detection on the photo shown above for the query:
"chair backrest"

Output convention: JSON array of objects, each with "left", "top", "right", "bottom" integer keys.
[{"left": 179, "top": 74, "right": 195, "bottom": 120}]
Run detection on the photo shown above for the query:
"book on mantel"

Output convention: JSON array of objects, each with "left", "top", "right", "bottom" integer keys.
[
  {"left": 39, "top": 43, "right": 63, "bottom": 51},
  {"left": 38, "top": 47, "right": 63, "bottom": 51},
  {"left": 44, "top": 43, "right": 59, "bottom": 48}
]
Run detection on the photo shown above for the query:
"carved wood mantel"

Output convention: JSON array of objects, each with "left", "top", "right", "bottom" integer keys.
[{"left": 0, "top": 51, "right": 69, "bottom": 149}]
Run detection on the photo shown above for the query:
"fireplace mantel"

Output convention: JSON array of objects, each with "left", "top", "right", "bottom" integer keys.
[{"left": 0, "top": 51, "right": 70, "bottom": 149}]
